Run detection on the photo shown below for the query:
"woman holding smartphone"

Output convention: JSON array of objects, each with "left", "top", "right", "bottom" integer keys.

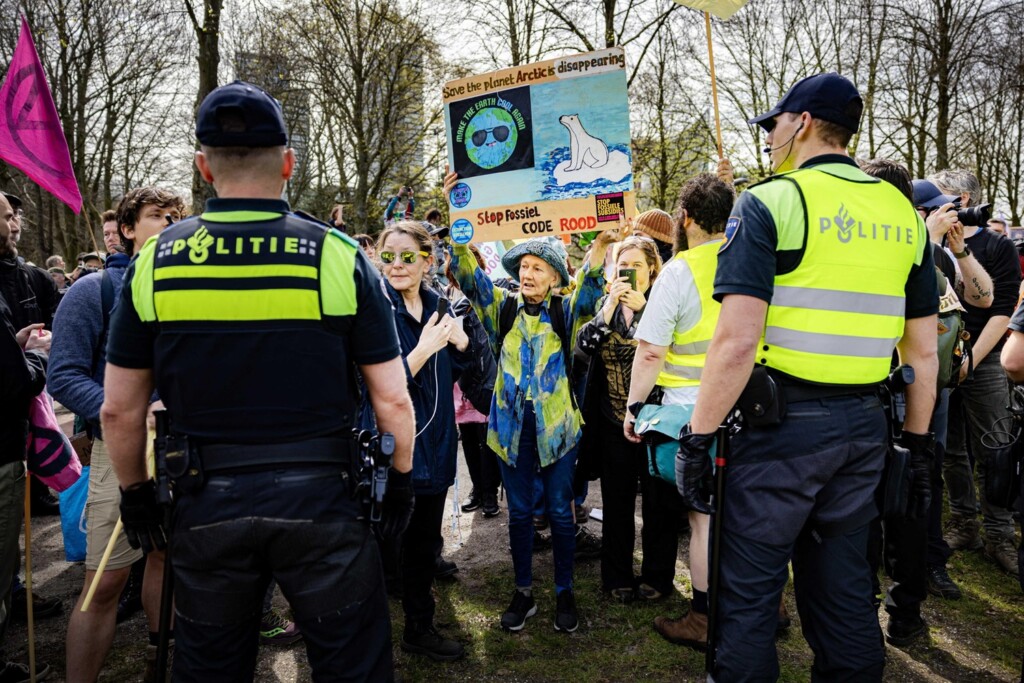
[
  {"left": 366, "top": 220, "right": 470, "bottom": 661},
  {"left": 574, "top": 235, "right": 680, "bottom": 603}
]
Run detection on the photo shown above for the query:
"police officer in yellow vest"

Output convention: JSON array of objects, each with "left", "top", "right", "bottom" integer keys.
[
  {"left": 100, "top": 81, "right": 417, "bottom": 681},
  {"left": 624, "top": 172, "right": 736, "bottom": 649},
  {"left": 680, "top": 73, "right": 938, "bottom": 681}
]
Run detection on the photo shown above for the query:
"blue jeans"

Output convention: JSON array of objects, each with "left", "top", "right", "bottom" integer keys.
[
  {"left": 171, "top": 466, "right": 392, "bottom": 682},
  {"left": 499, "top": 402, "right": 576, "bottom": 592},
  {"left": 714, "top": 395, "right": 885, "bottom": 682}
]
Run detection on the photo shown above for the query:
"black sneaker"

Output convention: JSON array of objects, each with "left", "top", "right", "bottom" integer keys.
[
  {"left": 554, "top": 589, "right": 579, "bottom": 633},
  {"left": 10, "top": 588, "right": 62, "bottom": 622},
  {"left": 885, "top": 614, "right": 927, "bottom": 646},
  {"left": 434, "top": 557, "right": 459, "bottom": 580},
  {"left": 500, "top": 590, "right": 537, "bottom": 632},
  {"left": 29, "top": 478, "right": 60, "bottom": 517},
  {"left": 116, "top": 558, "right": 146, "bottom": 623},
  {"left": 926, "top": 565, "right": 962, "bottom": 600},
  {"left": 482, "top": 493, "right": 500, "bottom": 518},
  {"left": 461, "top": 491, "right": 481, "bottom": 513},
  {"left": 0, "top": 661, "right": 51, "bottom": 683},
  {"left": 401, "top": 624, "right": 465, "bottom": 661},
  {"left": 574, "top": 526, "right": 602, "bottom": 560}
]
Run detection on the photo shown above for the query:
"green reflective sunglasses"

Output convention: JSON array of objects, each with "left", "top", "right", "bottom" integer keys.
[{"left": 380, "top": 250, "right": 429, "bottom": 265}]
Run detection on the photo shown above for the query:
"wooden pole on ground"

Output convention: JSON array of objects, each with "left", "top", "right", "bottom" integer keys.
[
  {"left": 23, "top": 478, "right": 36, "bottom": 683},
  {"left": 704, "top": 11, "right": 724, "bottom": 160}
]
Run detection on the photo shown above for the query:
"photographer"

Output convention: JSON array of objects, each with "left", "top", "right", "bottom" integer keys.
[
  {"left": 913, "top": 180, "right": 993, "bottom": 309},
  {"left": 931, "top": 169, "right": 1021, "bottom": 576},
  {"left": 384, "top": 185, "right": 416, "bottom": 225}
]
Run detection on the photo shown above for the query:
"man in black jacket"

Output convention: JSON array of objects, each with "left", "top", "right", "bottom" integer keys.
[
  {"left": 0, "top": 192, "right": 61, "bottom": 521},
  {"left": 0, "top": 193, "right": 52, "bottom": 681}
]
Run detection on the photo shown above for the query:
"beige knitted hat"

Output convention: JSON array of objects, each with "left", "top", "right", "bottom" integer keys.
[{"left": 634, "top": 209, "right": 674, "bottom": 244}]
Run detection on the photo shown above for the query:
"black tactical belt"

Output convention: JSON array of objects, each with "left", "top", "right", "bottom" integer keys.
[
  {"left": 782, "top": 382, "right": 879, "bottom": 403},
  {"left": 199, "top": 435, "right": 354, "bottom": 472}
]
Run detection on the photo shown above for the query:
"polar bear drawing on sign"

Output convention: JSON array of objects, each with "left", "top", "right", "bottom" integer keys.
[{"left": 559, "top": 114, "right": 609, "bottom": 171}]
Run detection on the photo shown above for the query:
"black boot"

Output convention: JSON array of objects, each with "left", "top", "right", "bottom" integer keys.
[{"left": 400, "top": 622, "right": 465, "bottom": 661}]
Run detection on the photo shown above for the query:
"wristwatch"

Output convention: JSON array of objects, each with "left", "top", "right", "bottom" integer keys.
[{"left": 953, "top": 245, "right": 971, "bottom": 259}]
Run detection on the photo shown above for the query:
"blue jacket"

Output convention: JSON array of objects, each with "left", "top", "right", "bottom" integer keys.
[
  {"left": 48, "top": 252, "right": 131, "bottom": 425},
  {"left": 361, "top": 281, "right": 467, "bottom": 495}
]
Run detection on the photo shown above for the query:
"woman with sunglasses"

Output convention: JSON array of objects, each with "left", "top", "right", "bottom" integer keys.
[
  {"left": 574, "top": 236, "right": 683, "bottom": 604},
  {"left": 369, "top": 221, "right": 470, "bottom": 661}
]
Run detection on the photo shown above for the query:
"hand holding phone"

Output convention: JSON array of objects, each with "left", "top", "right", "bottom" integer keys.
[{"left": 620, "top": 268, "right": 637, "bottom": 290}]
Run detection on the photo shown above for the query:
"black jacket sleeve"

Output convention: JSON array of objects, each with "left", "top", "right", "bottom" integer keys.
[{"left": 1, "top": 298, "right": 47, "bottom": 403}]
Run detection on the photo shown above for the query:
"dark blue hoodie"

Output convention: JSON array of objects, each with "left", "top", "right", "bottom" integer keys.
[{"left": 361, "top": 281, "right": 467, "bottom": 495}]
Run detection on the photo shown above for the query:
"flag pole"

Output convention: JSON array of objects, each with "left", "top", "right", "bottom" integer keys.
[
  {"left": 704, "top": 11, "right": 724, "bottom": 160},
  {"left": 23, "top": 480, "right": 36, "bottom": 683}
]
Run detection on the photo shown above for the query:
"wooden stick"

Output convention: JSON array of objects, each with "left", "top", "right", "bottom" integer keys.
[
  {"left": 83, "top": 429, "right": 155, "bottom": 612},
  {"left": 80, "top": 516, "right": 122, "bottom": 612},
  {"left": 705, "top": 11, "right": 724, "bottom": 160},
  {"left": 23, "top": 477, "right": 36, "bottom": 683}
]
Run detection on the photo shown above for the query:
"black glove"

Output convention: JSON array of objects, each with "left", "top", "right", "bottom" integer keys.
[
  {"left": 119, "top": 480, "right": 168, "bottom": 553},
  {"left": 676, "top": 427, "right": 716, "bottom": 515},
  {"left": 378, "top": 469, "right": 415, "bottom": 539},
  {"left": 896, "top": 431, "right": 935, "bottom": 520}
]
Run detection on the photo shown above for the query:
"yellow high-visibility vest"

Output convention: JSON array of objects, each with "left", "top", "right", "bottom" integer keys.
[
  {"left": 131, "top": 210, "right": 358, "bottom": 324},
  {"left": 751, "top": 164, "right": 927, "bottom": 385},
  {"left": 657, "top": 241, "right": 721, "bottom": 388}
]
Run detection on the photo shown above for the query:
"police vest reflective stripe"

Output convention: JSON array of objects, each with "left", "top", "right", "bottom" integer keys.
[
  {"left": 657, "top": 241, "right": 721, "bottom": 388},
  {"left": 751, "top": 165, "right": 925, "bottom": 385},
  {"left": 131, "top": 212, "right": 359, "bottom": 325}
]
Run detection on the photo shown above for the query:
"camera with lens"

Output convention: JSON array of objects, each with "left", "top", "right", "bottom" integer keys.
[{"left": 956, "top": 202, "right": 991, "bottom": 227}]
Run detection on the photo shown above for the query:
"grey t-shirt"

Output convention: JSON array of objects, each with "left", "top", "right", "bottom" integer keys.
[{"left": 635, "top": 248, "right": 719, "bottom": 405}]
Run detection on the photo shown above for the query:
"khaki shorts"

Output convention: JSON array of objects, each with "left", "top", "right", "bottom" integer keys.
[{"left": 85, "top": 439, "right": 143, "bottom": 571}]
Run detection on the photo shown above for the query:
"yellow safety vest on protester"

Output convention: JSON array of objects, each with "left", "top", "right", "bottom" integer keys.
[
  {"left": 750, "top": 164, "right": 926, "bottom": 385},
  {"left": 657, "top": 241, "right": 721, "bottom": 388}
]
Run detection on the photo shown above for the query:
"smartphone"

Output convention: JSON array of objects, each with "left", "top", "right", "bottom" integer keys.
[
  {"left": 436, "top": 298, "right": 449, "bottom": 317},
  {"left": 620, "top": 268, "right": 637, "bottom": 290}
]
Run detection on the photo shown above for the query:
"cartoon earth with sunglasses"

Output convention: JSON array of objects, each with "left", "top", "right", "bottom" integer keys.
[{"left": 465, "top": 107, "right": 518, "bottom": 169}]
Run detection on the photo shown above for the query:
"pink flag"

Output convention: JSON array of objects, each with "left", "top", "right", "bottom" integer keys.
[{"left": 0, "top": 17, "right": 82, "bottom": 214}]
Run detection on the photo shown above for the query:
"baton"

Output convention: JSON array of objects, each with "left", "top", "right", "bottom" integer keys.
[
  {"left": 705, "top": 424, "right": 729, "bottom": 675},
  {"left": 154, "top": 507, "right": 174, "bottom": 683}
]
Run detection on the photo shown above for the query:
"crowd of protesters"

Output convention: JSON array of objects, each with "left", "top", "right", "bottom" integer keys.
[{"left": 1, "top": 144, "right": 1023, "bottom": 681}]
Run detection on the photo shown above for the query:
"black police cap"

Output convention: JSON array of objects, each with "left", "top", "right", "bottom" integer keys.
[
  {"left": 196, "top": 80, "right": 288, "bottom": 148},
  {"left": 749, "top": 72, "right": 863, "bottom": 134},
  {"left": 2, "top": 193, "right": 22, "bottom": 210}
]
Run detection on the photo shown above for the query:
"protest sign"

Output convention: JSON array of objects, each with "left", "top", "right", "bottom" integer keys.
[{"left": 443, "top": 48, "right": 636, "bottom": 244}]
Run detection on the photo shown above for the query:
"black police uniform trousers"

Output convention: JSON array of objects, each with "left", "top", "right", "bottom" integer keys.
[
  {"left": 867, "top": 389, "right": 950, "bottom": 620},
  {"left": 713, "top": 394, "right": 886, "bottom": 683},
  {"left": 170, "top": 465, "right": 392, "bottom": 683}
]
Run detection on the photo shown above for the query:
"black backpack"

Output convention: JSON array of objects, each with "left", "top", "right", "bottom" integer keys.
[{"left": 453, "top": 296, "right": 497, "bottom": 415}]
